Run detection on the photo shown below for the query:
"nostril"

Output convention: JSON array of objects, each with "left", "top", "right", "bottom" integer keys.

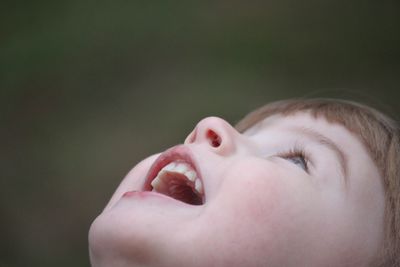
[{"left": 207, "top": 129, "right": 221, "bottom": 147}]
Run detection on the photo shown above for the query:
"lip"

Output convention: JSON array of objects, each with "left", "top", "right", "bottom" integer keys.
[
  {"left": 142, "top": 145, "right": 202, "bottom": 192},
  {"left": 122, "top": 190, "right": 174, "bottom": 201}
]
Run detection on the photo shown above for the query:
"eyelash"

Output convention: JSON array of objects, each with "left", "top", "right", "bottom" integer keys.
[{"left": 276, "top": 147, "right": 310, "bottom": 173}]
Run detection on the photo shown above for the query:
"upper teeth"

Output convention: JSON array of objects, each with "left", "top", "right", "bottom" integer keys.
[{"left": 151, "top": 161, "right": 204, "bottom": 195}]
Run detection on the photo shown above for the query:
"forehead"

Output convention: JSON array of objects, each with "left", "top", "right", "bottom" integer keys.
[{"left": 244, "top": 112, "right": 350, "bottom": 140}]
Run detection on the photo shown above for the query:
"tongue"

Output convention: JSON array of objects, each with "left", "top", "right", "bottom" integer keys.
[
  {"left": 152, "top": 171, "right": 189, "bottom": 194},
  {"left": 152, "top": 171, "right": 201, "bottom": 205}
]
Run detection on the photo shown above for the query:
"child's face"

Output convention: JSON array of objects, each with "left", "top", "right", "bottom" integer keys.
[{"left": 89, "top": 112, "right": 385, "bottom": 267}]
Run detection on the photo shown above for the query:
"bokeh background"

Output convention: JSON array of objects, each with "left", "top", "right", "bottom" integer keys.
[{"left": 1, "top": 1, "right": 399, "bottom": 266}]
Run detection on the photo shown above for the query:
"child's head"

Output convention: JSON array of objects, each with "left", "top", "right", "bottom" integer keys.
[{"left": 89, "top": 98, "right": 399, "bottom": 267}]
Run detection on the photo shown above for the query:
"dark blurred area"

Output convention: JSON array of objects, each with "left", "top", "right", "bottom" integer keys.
[{"left": 1, "top": 1, "right": 399, "bottom": 266}]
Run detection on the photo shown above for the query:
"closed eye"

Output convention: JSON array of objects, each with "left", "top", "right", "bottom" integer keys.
[{"left": 277, "top": 147, "right": 310, "bottom": 173}]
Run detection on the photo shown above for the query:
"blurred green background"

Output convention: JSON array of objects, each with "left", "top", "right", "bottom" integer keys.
[{"left": 1, "top": 1, "right": 399, "bottom": 266}]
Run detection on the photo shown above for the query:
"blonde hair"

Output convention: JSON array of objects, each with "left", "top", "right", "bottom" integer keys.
[{"left": 235, "top": 98, "right": 400, "bottom": 267}]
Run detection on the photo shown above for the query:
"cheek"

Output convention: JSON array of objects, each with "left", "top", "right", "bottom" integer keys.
[
  {"left": 228, "top": 173, "right": 283, "bottom": 224},
  {"left": 223, "top": 162, "right": 314, "bottom": 224},
  {"left": 204, "top": 162, "right": 319, "bottom": 260}
]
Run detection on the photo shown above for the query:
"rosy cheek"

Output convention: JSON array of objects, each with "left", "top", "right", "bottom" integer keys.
[
  {"left": 203, "top": 174, "right": 291, "bottom": 261},
  {"left": 234, "top": 177, "right": 286, "bottom": 224},
  {"left": 221, "top": 160, "right": 307, "bottom": 236}
]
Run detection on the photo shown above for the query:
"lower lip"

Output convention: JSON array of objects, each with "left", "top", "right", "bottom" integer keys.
[
  {"left": 122, "top": 190, "right": 139, "bottom": 197},
  {"left": 122, "top": 190, "right": 173, "bottom": 201}
]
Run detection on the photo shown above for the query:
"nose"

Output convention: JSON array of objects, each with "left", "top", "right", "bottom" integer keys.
[{"left": 184, "top": 116, "right": 239, "bottom": 155}]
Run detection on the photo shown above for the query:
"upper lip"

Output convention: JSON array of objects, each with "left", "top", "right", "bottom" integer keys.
[{"left": 143, "top": 145, "right": 202, "bottom": 192}]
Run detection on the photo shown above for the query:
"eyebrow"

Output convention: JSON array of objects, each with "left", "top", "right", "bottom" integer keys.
[{"left": 290, "top": 126, "right": 348, "bottom": 181}]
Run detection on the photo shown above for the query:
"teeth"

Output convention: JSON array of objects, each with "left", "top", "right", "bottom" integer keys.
[
  {"left": 195, "top": 178, "right": 203, "bottom": 194},
  {"left": 162, "top": 162, "right": 176, "bottom": 171},
  {"left": 174, "top": 162, "right": 190, "bottom": 173},
  {"left": 151, "top": 174, "right": 168, "bottom": 192},
  {"left": 150, "top": 176, "right": 161, "bottom": 188},
  {"left": 151, "top": 161, "right": 204, "bottom": 196},
  {"left": 159, "top": 162, "right": 195, "bottom": 179},
  {"left": 185, "top": 170, "right": 196, "bottom": 182}
]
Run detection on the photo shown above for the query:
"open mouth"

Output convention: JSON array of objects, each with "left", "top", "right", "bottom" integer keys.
[
  {"left": 151, "top": 161, "right": 203, "bottom": 205},
  {"left": 144, "top": 146, "right": 205, "bottom": 205}
]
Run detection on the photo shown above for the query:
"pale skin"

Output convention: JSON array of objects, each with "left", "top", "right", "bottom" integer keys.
[{"left": 89, "top": 112, "right": 385, "bottom": 267}]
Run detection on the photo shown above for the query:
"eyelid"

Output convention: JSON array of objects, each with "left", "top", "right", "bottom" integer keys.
[{"left": 275, "top": 145, "right": 312, "bottom": 173}]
